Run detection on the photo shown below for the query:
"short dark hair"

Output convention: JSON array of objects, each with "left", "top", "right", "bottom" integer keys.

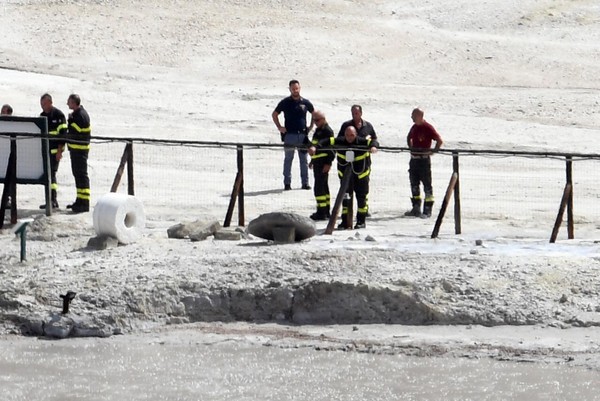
[
  {"left": 41, "top": 93, "right": 53, "bottom": 102},
  {"left": 288, "top": 79, "right": 300, "bottom": 87},
  {"left": 68, "top": 94, "right": 81, "bottom": 106},
  {"left": 1, "top": 104, "right": 13, "bottom": 115},
  {"left": 351, "top": 104, "right": 362, "bottom": 113}
]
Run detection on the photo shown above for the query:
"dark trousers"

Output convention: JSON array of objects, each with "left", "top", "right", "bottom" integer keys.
[
  {"left": 70, "top": 149, "right": 90, "bottom": 202},
  {"left": 49, "top": 153, "right": 60, "bottom": 192},
  {"left": 312, "top": 162, "right": 330, "bottom": 211},
  {"left": 341, "top": 171, "right": 370, "bottom": 222},
  {"left": 408, "top": 157, "right": 433, "bottom": 200}
]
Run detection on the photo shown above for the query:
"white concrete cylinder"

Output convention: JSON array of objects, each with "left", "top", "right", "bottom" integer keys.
[{"left": 93, "top": 193, "right": 145, "bottom": 244}]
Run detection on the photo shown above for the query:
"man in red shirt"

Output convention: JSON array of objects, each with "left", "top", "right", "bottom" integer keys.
[{"left": 405, "top": 108, "right": 443, "bottom": 217}]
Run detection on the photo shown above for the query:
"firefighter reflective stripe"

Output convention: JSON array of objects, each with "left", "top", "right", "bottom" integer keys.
[
  {"left": 76, "top": 188, "right": 91, "bottom": 200},
  {"left": 311, "top": 153, "right": 328, "bottom": 160},
  {"left": 337, "top": 151, "right": 370, "bottom": 161},
  {"left": 358, "top": 167, "right": 371, "bottom": 179},
  {"left": 425, "top": 195, "right": 435, "bottom": 202},
  {"left": 354, "top": 152, "right": 370, "bottom": 162},
  {"left": 51, "top": 183, "right": 58, "bottom": 190},
  {"left": 68, "top": 143, "right": 91, "bottom": 150},
  {"left": 49, "top": 123, "right": 68, "bottom": 135},
  {"left": 338, "top": 169, "right": 344, "bottom": 178},
  {"left": 315, "top": 194, "right": 329, "bottom": 207},
  {"left": 70, "top": 123, "right": 91, "bottom": 133},
  {"left": 358, "top": 206, "right": 368, "bottom": 213},
  {"left": 68, "top": 118, "right": 91, "bottom": 150},
  {"left": 50, "top": 148, "right": 58, "bottom": 154}
]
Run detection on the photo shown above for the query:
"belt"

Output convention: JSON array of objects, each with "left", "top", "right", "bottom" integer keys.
[{"left": 411, "top": 154, "right": 430, "bottom": 159}]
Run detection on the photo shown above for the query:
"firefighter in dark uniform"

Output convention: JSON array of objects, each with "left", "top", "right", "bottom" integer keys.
[
  {"left": 308, "top": 110, "right": 335, "bottom": 221},
  {"left": 310, "top": 126, "right": 379, "bottom": 229},
  {"left": 66, "top": 94, "right": 91, "bottom": 213},
  {"left": 39, "top": 93, "right": 68, "bottom": 209},
  {"left": 338, "top": 104, "right": 378, "bottom": 216},
  {"left": 405, "top": 107, "right": 443, "bottom": 218},
  {"left": 337, "top": 104, "right": 378, "bottom": 140}
]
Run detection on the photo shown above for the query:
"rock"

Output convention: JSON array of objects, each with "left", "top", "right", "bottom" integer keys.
[
  {"left": 16, "top": 314, "right": 45, "bottom": 336},
  {"left": 87, "top": 235, "right": 119, "bottom": 250},
  {"left": 365, "top": 235, "right": 376, "bottom": 242},
  {"left": 71, "top": 316, "right": 113, "bottom": 338},
  {"left": 214, "top": 229, "right": 242, "bottom": 241},
  {"left": 167, "top": 223, "right": 188, "bottom": 239},
  {"left": 441, "top": 279, "right": 459, "bottom": 293},
  {"left": 235, "top": 227, "right": 251, "bottom": 239},
  {"left": 168, "top": 219, "right": 221, "bottom": 240},
  {"left": 189, "top": 220, "right": 221, "bottom": 241},
  {"left": 29, "top": 233, "right": 58, "bottom": 242},
  {"left": 247, "top": 212, "right": 316, "bottom": 242},
  {"left": 167, "top": 317, "right": 190, "bottom": 325},
  {"left": 475, "top": 239, "right": 483, "bottom": 246},
  {"left": 43, "top": 314, "right": 75, "bottom": 339}
]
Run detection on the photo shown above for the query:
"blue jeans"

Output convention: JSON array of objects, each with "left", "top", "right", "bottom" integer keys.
[{"left": 283, "top": 132, "right": 309, "bottom": 187}]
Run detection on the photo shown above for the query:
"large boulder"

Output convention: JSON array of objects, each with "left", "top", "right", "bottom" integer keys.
[{"left": 247, "top": 212, "right": 316, "bottom": 242}]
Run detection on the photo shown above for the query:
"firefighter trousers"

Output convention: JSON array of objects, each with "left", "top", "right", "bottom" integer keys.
[
  {"left": 312, "top": 162, "right": 330, "bottom": 212},
  {"left": 341, "top": 171, "right": 370, "bottom": 223},
  {"left": 408, "top": 157, "right": 433, "bottom": 200},
  {"left": 70, "top": 148, "right": 90, "bottom": 203}
]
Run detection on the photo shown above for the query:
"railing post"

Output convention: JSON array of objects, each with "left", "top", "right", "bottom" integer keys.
[
  {"left": 566, "top": 156, "right": 573, "bottom": 239},
  {"left": 0, "top": 137, "right": 17, "bottom": 228},
  {"left": 550, "top": 183, "right": 572, "bottom": 243},
  {"left": 110, "top": 142, "right": 133, "bottom": 193},
  {"left": 452, "top": 151, "right": 461, "bottom": 234},
  {"left": 9, "top": 135, "right": 17, "bottom": 224},
  {"left": 431, "top": 172, "right": 458, "bottom": 239},
  {"left": 224, "top": 145, "right": 245, "bottom": 227},
  {"left": 126, "top": 142, "right": 134, "bottom": 196},
  {"left": 237, "top": 145, "right": 245, "bottom": 226}
]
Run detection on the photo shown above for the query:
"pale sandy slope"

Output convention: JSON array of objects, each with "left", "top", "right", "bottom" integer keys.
[{"left": 2, "top": 0, "right": 600, "bottom": 145}]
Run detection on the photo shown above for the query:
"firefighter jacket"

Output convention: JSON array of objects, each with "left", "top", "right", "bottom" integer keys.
[
  {"left": 40, "top": 107, "right": 68, "bottom": 153},
  {"left": 316, "top": 136, "right": 379, "bottom": 179},
  {"left": 67, "top": 106, "right": 91, "bottom": 151},
  {"left": 310, "top": 123, "right": 335, "bottom": 166}
]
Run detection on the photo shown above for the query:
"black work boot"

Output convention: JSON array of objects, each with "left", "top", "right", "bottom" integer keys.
[
  {"left": 51, "top": 189, "right": 59, "bottom": 209},
  {"left": 404, "top": 197, "right": 422, "bottom": 217},
  {"left": 337, "top": 213, "right": 350, "bottom": 230},
  {"left": 354, "top": 212, "right": 366, "bottom": 229},
  {"left": 422, "top": 200, "right": 434, "bottom": 218},
  {"left": 72, "top": 199, "right": 89, "bottom": 214},
  {"left": 310, "top": 207, "right": 329, "bottom": 221},
  {"left": 40, "top": 189, "right": 60, "bottom": 209}
]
